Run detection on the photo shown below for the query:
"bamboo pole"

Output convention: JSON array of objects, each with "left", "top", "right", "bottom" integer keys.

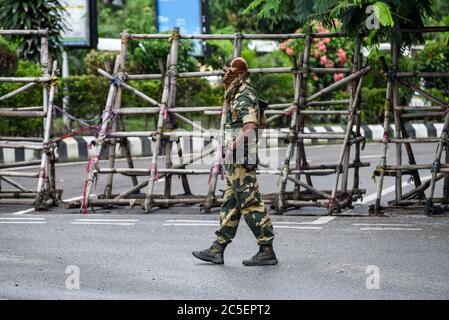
[
  {"left": 202, "top": 31, "right": 243, "bottom": 212},
  {"left": 0, "top": 142, "right": 44, "bottom": 149},
  {"left": 0, "top": 171, "right": 40, "bottom": 178},
  {"left": 104, "top": 32, "right": 130, "bottom": 200},
  {"left": 328, "top": 76, "right": 364, "bottom": 212},
  {"left": 426, "top": 109, "right": 449, "bottom": 214},
  {"left": 0, "top": 111, "right": 46, "bottom": 117},
  {"left": 0, "top": 77, "right": 49, "bottom": 82},
  {"left": 114, "top": 144, "right": 216, "bottom": 199},
  {"left": 0, "top": 176, "right": 33, "bottom": 192},
  {"left": 80, "top": 57, "right": 120, "bottom": 213},
  {"left": 143, "top": 28, "right": 180, "bottom": 212},
  {"left": 36, "top": 60, "right": 58, "bottom": 209},
  {"left": 266, "top": 66, "right": 370, "bottom": 124},
  {"left": 0, "top": 29, "right": 48, "bottom": 36},
  {"left": 277, "top": 35, "right": 311, "bottom": 213},
  {"left": 392, "top": 40, "right": 403, "bottom": 203},
  {"left": 352, "top": 37, "right": 363, "bottom": 198},
  {"left": 97, "top": 68, "right": 161, "bottom": 107},
  {"left": 373, "top": 73, "right": 393, "bottom": 213},
  {"left": 0, "top": 82, "right": 37, "bottom": 101}
]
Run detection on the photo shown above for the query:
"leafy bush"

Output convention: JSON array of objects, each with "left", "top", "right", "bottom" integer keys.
[
  {"left": 0, "top": 37, "right": 18, "bottom": 77},
  {"left": 0, "top": 0, "right": 68, "bottom": 61},
  {"left": 415, "top": 40, "right": 449, "bottom": 95},
  {"left": 84, "top": 50, "right": 118, "bottom": 75}
]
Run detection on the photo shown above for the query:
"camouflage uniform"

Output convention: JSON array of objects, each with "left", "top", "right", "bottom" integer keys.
[{"left": 215, "top": 78, "right": 275, "bottom": 246}]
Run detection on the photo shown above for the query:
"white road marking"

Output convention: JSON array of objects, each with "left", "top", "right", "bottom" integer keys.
[
  {"left": 71, "top": 222, "right": 135, "bottom": 226},
  {"left": 308, "top": 216, "right": 336, "bottom": 224},
  {"left": 352, "top": 223, "right": 415, "bottom": 227},
  {"left": 62, "top": 194, "right": 97, "bottom": 202},
  {"left": 74, "top": 219, "right": 138, "bottom": 222},
  {"left": 0, "top": 221, "right": 46, "bottom": 224},
  {"left": 274, "top": 226, "right": 322, "bottom": 230},
  {"left": 360, "top": 227, "right": 422, "bottom": 231},
  {"left": 11, "top": 208, "right": 35, "bottom": 215},
  {"left": 0, "top": 217, "right": 45, "bottom": 220},
  {"left": 358, "top": 175, "right": 432, "bottom": 204},
  {"left": 360, "top": 154, "right": 382, "bottom": 159},
  {"left": 165, "top": 219, "right": 217, "bottom": 223},
  {"left": 163, "top": 223, "right": 218, "bottom": 226},
  {"left": 164, "top": 216, "right": 336, "bottom": 225}
]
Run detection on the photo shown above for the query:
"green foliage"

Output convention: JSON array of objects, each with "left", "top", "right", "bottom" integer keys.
[
  {"left": 415, "top": 40, "right": 449, "bottom": 95},
  {"left": 0, "top": 0, "right": 68, "bottom": 61},
  {"left": 0, "top": 60, "right": 43, "bottom": 136},
  {"left": 244, "top": 0, "right": 436, "bottom": 47},
  {"left": 361, "top": 87, "right": 386, "bottom": 124},
  {"left": 84, "top": 50, "right": 117, "bottom": 74},
  {"left": 0, "top": 37, "right": 18, "bottom": 76}
]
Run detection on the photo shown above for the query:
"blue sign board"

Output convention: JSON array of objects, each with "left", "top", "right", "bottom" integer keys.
[{"left": 156, "top": 0, "right": 204, "bottom": 56}]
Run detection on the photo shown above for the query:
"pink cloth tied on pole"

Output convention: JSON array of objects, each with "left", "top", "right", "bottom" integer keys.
[
  {"left": 150, "top": 163, "right": 159, "bottom": 181},
  {"left": 160, "top": 104, "right": 169, "bottom": 119},
  {"left": 208, "top": 163, "right": 224, "bottom": 185}
]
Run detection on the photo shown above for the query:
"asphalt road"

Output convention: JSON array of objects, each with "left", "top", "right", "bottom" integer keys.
[{"left": 1, "top": 143, "right": 449, "bottom": 299}]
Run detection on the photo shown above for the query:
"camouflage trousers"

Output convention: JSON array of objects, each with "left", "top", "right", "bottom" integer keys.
[{"left": 215, "top": 164, "right": 275, "bottom": 246}]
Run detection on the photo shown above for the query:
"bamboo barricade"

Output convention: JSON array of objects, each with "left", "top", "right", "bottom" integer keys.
[
  {"left": 69, "top": 29, "right": 371, "bottom": 215},
  {"left": 370, "top": 28, "right": 449, "bottom": 216},
  {"left": 0, "top": 30, "right": 61, "bottom": 210}
]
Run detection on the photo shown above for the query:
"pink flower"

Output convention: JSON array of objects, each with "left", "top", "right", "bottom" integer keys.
[
  {"left": 279, "top": 42, "right": 287, "bottom": 50},
  {"left": 323, "top": 37, "right": 331, "bottom": 44},
  {"left": 317, "top": 24, "right": 327, "bottom": 33},
  {"left": 285, "top": 47, "right": 295, "bottom": 56},
  {"left": 337, "top": 48, "right": 346, "bottom": 64},
  {"left": 333, "top": 72, "right": 344, "bottom": 82},
  {"left": 320, "top": 55, "right": 328, "bottom": 65},
  {"left": 318, "top": 44, "right": 327, "bottom": 52}
]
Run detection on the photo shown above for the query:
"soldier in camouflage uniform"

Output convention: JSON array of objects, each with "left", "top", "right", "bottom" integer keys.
[{"left": 192, "top": 57, "right": 278, "bottom": 266}]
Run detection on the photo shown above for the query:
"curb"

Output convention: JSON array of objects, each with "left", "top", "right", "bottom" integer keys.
[{"left": 0, "top": 123, "right": 444, "bottom": 164}]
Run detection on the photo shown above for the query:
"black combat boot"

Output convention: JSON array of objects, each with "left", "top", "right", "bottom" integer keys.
[
  {"left": 192, "top": 241, "right": 227, "bottom": 264},
  {"left": 242, "top": 244, "right": 278, "bottom": 266}
]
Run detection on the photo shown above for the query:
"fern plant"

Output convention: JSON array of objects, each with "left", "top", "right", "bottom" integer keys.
[
  {"left": 243, "top": 0, "right": 435, "bottom": 47},
  {"left": 0, "top": 0, "right": 68, "bottom": 61}
]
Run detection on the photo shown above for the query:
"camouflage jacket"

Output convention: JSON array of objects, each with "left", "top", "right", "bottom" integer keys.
[{"left": 224, "top": 78, "right": 260, "bottom": 168}]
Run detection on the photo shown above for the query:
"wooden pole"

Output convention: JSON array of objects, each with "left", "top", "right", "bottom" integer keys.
[
  {"left": 104, "top": 31, "right": 130, "bottom": 200},
  {"left": 276, "top": 34, "right": 310, "bottom": 213},
  {"left": 203, "top": 31, "right": 242, "bottom": 212},
  {"left": 143, "top": 28, "right": 180, "bottom": 212},
  {"left": 80, "top": 56, "right": 120, "bottom": 213}
]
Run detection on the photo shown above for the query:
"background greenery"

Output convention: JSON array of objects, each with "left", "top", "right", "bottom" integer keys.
[{"left": 0, "top": 0, "right": 448, "bottom": 136}]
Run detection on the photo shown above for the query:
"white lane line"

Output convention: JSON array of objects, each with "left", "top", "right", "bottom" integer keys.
[
  {"left": 62, "top": 194, "right": 97, "bottom": 202},
  {"left": 0, "top": 217, "right": 45, "bottom": 220},
  {"left": 74, "top": 219, "right": 139, "bottom": 222},
  {"left": 11, "top": 208, "right": 35, "bottom": 215},
  {"left": 309, "top": 216, "right": 336, "bottom": 224},
  {"left": 163, "top": 223, "right": 218, "bottom": 226},
  {"left": 71, "top": 222, "right": 135, "bottom": 226},
  {"left": 274, "top": 226, "right": 322, "bottom": 230},
  {"left": 352, "top": 223, "right": 415, "bottom": 227},
  {"left": 360, "top": 154, "right": 382, "bottom": 159},
  {"left": 164, "top": 216, "right": 336, "bottom": 225},
  {"left": 0, "top": 221, "right": 46, "bottom": 224},
  {"left": 360, "top": 227, "right": 422, "bottom": 231},
  {"left": 358, "top": 175, "right": 432, "bottom": 204},
  {"left": 165, "top": 220, "right": 217, "bottom": 223}
]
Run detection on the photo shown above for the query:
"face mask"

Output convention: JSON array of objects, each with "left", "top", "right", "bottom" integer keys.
[{"left": 222, "top": 65, "right": 238, "bottom": 90}]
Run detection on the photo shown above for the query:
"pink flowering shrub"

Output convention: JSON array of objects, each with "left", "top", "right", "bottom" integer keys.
[{"left": 278, "top": 22, "right": 354, "bottom": 93}]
